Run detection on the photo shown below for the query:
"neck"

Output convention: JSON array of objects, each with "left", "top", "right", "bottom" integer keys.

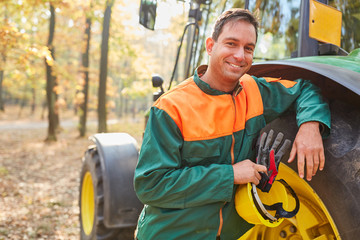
[{"left": 201, "top": 69, "right": 238, "bottom": 93}]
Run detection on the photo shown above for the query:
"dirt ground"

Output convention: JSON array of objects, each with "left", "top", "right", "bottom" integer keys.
[{"left": 0, "top": 106, "right": 144, "bottom": 240}]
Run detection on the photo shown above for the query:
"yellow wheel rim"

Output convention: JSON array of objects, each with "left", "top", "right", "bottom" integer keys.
[
  {"left": 81, "top": 171, "right": 95, "bottom": 235},
  {"left": 239, "top": 163, "right": 341, "bottom": 240}
]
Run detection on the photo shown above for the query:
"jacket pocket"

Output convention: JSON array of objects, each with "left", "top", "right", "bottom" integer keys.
[{"left": 181, "top": 140, "right": 221, "bottom": 166}]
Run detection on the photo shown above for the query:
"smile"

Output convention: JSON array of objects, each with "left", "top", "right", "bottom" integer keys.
[{"left": 228, "top": 62, "right": 242, "bottom": 68}]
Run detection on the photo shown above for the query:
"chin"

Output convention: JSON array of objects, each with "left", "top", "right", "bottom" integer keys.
[
  {"left": 228, "top": 71, "right": 245, "bottom": 79},
  {"left": 224, "top": 74, "right": 243, "bottom": 83}
]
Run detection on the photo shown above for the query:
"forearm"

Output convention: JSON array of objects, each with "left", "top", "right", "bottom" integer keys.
[{"left": 294, "top": 80, "right": 331, "bottom": 136}]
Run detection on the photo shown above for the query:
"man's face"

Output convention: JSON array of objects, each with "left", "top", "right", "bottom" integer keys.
[{"left": 206, "top": 20, "right": 256, "bottom": 85}]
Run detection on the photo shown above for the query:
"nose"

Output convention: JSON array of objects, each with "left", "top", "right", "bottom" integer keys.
[{"left": 233, "top": 47, "right": 245, "bottom": 62}]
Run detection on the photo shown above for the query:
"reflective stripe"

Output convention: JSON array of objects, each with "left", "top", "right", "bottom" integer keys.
[
  {"left": 230, "top": 94, "right": 237, "bottom": 165},
  {"left": 240, "top": 74, "right": 264, "bottom": 122},
  {"left": 230, "top": 135, "right": 235, "bottom": 165},
  {"left": 217, "top": 206, "right": 224, "bottom": 237}
]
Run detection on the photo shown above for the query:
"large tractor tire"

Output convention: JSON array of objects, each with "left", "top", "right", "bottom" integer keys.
[
  {"left": 79, "top": 146, "right": 135, "bottom": 240},
  {"left": 240, "top": 99, "right": 360, "bottom": 240},
  {"left": 244, "top": 54, "right": 360, "bottom": 240}
]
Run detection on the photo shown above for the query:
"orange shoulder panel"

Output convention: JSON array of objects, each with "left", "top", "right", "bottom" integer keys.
[
  {"left": 154, "top": 76, "right": 264, "bottom": 141},
  {"left": 240, "top": 74, "right": 264, "bottom": 122},
  {"left": 154, "top": 78, "right": 235, "bottom": 141},
  {"left": 263, "top": 77, "right": 297, "bottom": 88}
]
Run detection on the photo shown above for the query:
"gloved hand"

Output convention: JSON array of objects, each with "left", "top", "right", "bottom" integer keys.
[{"left": 256, "top": 129, "right": 291, "bottom": 192}]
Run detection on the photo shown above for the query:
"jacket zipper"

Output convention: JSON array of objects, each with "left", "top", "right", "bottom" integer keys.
[
  {"left": 217, "top": 94, "right": 237, "bottom": 238},
  {"left": 230, "top": 94, "right": 237, "bottom": 165}
]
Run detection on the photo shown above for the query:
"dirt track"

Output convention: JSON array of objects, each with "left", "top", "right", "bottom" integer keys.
[
  {"left": 0, "top": 127, "right": 87, "bottom": 239},
  {"left": 0, "top": 108, "right": 144, "bottom": 240}
]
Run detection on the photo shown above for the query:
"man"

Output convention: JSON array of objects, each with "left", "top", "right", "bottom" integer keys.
[{"left": 134, "top": 8, "right": 330, "bottom": 240}]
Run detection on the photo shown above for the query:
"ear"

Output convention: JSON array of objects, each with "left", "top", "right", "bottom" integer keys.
[{"left": 205, "top": 37, "right": 215, "bottom": 56}]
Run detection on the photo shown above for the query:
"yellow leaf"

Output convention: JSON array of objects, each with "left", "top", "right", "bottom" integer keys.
[{"left": 46, "top": 55, "right": 54, "bottom": 66}]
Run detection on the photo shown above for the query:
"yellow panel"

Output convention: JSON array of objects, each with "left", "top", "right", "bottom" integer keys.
[{"left": 309, "top": 0, "right": 342, "bottom": 46}]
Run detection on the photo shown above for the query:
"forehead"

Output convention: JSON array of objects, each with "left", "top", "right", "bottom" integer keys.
[{"left": 218, "top": 19, "right": 256, "bottom": 41}]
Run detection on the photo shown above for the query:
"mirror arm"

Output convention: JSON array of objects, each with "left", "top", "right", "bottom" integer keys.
[{"left": 168, "top": 22, "right": 198, "bottom": 90}]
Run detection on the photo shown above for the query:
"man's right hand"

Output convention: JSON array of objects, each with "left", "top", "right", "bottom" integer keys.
[{"left": 232, "top": 160, "right": 267, "bottom": 185}]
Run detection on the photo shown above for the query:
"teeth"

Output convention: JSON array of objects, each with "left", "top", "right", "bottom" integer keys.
[{"left": 229, "top": 63, "right": 241, "bottom": 68}]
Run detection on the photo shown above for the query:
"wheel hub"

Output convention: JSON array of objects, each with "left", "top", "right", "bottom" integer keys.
[{"left": 81, "top": 171, "right": 95, "bottom": 235}]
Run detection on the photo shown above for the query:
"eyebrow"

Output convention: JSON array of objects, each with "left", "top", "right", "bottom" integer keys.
[{"left": 223, "top": 37, "right": 256, "bottom": 47}]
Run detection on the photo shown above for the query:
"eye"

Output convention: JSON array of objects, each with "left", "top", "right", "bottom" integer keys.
[
  {"left": 246, "top": 47, "right": 254, "bottom": 53},
  {"left": 226, "top": 42, "right": 236, "bottom": 46}
]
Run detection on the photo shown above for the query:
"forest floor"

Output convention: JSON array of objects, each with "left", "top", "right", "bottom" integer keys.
[{"left": 0, "top": 106, "right": 144, "bottom": 240}]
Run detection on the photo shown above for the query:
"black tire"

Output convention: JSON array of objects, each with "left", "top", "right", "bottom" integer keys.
[
  {"left": 79, "top": 146, "right": 136, "bottom": 240},
  {"left": 264, "top": 100, "right": 360, "bottom": 239}
]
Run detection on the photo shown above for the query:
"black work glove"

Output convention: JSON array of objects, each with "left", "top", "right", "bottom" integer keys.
[{"left": 256, "top": 129, "right": 291, "bottom": 192}]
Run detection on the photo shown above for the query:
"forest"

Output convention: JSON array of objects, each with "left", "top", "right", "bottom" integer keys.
[
  {"left": 0, "top": 0, "right": 192, "bottom": 141},
  {"left": 0, "top": 0, "right": 243, "bottom": 238},
  {"left": 0, "top": 0, "right": 253, "bottom": 141},
  {"left": 1, "top": 0, "right": 358, "bottom": 140},
  {"left": 0, "top": 0, "right": 359, "bottom": 238}
]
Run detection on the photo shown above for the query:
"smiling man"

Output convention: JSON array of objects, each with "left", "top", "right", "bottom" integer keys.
[
  {"left": 202, "top": 19, "right": 256, "bottom": 92},
  {"left": 134, "top": 9, "right": 330, "bottom": 240}
]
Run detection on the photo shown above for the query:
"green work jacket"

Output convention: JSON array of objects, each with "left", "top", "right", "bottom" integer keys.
[{"left": 134, "top": 65, "right": 331, "bottom": 240}]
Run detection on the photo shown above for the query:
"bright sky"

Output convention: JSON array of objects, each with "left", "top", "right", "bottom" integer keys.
[{"left": 155, "top": 1, "right": 188, "bottom": 29}]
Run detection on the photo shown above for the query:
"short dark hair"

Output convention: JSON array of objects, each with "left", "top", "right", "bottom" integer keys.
[{"left": 211, "top": 8, "right": 259, "bottom": 42}]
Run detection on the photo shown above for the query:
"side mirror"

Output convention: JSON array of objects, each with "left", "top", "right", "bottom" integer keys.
[
  {"left": 152, "top": 74, "right": 164, "bottom": 101},
  {"left": 139, "top": 0, "right": 157, "bottom": 30},
  {"left": 152, "top": 74, "right": 164, "bottom": 88}
]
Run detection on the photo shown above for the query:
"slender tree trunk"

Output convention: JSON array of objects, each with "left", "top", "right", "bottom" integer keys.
[
  {"left": 45, "top": 3, "right": 57, "bottom": 141},
  {"left": 18, "top": 84, "right": 29, "bottom": 118},
  {"left": 0, "top": 64, "right": 4, "bottom": 112},
  {"left": 31, "top": 86, "right": 36, "bottom": 114},
  {"left": 79, "top": 11, "right": 92, "bottom": 137},
  {"left": 196, "top": 2, "right": 212, "bottom": 67},
  {"left": 221, "top": 0, "right": 229, "bottom": 12},
  {"left": 0, "top": 7, "right": 7, "bottom": 112},
  {"left": 98, "top": 0, "right": 114, "bottom": 133},
  {"left": 124, "top": 97, "right": 128, "bottom": 115},
  {"left": 41, "top": 101, "right": 46, "bottom": 120},
  {"left": 118, "top": 80, "right": 123, "bottom": 118}
]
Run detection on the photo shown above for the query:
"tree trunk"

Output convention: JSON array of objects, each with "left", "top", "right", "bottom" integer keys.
[
  {"left": 118, "top": 80, "right": 123, "bottom": 118},
  {"left": 0, "top": 49, "right": 4, "bottom": 112},
  {"left": 18, "top": 84, "right": 29, "bottom": 118},
  {"left": 0, "top": 65, "right": 4, "bottom": 112},
  {"left": 31, "top": 86, "right": 36, "bottom": 114},
  {"left": 45, "top": 3, "right": 58, "bottom": 141},
  {"left": 79, "top": 11, "right": 92, "bottom": 137},
  {"left": 98, "top": 0, "right": 114, "bottom": 133},
  {"left": 196, "top": 2, "right": 212, "bottom": 68},
  {"left": 0, "top": 5, "right": 7, "bottom": 112}
]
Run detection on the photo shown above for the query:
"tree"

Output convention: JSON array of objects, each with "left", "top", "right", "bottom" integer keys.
[
  {"left": 98, "top": 0, "right": 115, "bottom": 133},
  {"left": 0, "top": 39, "right": 5, "bottom": 111},
  {"left": 78, "top": 1, "right": 93, "bottom": 137},
  {"left": 45, "top": 2, "right": 58, "bottom": 141},
  {"left": 1, "top": 0, "right": 193, "bottom": 132},
  {"left": 0, "top": 56, "right": 4, "bottom": 111},
  {"left": 0, "top": 3, "right": 9, "bottom": 112}
]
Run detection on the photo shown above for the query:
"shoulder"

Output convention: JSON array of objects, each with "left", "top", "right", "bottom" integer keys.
[
  {"left": 240, "top": 74, "right": 261, "bottom": 93},
  {"left": 153, "top": 77, "right": 200, "bottom": 110}
]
